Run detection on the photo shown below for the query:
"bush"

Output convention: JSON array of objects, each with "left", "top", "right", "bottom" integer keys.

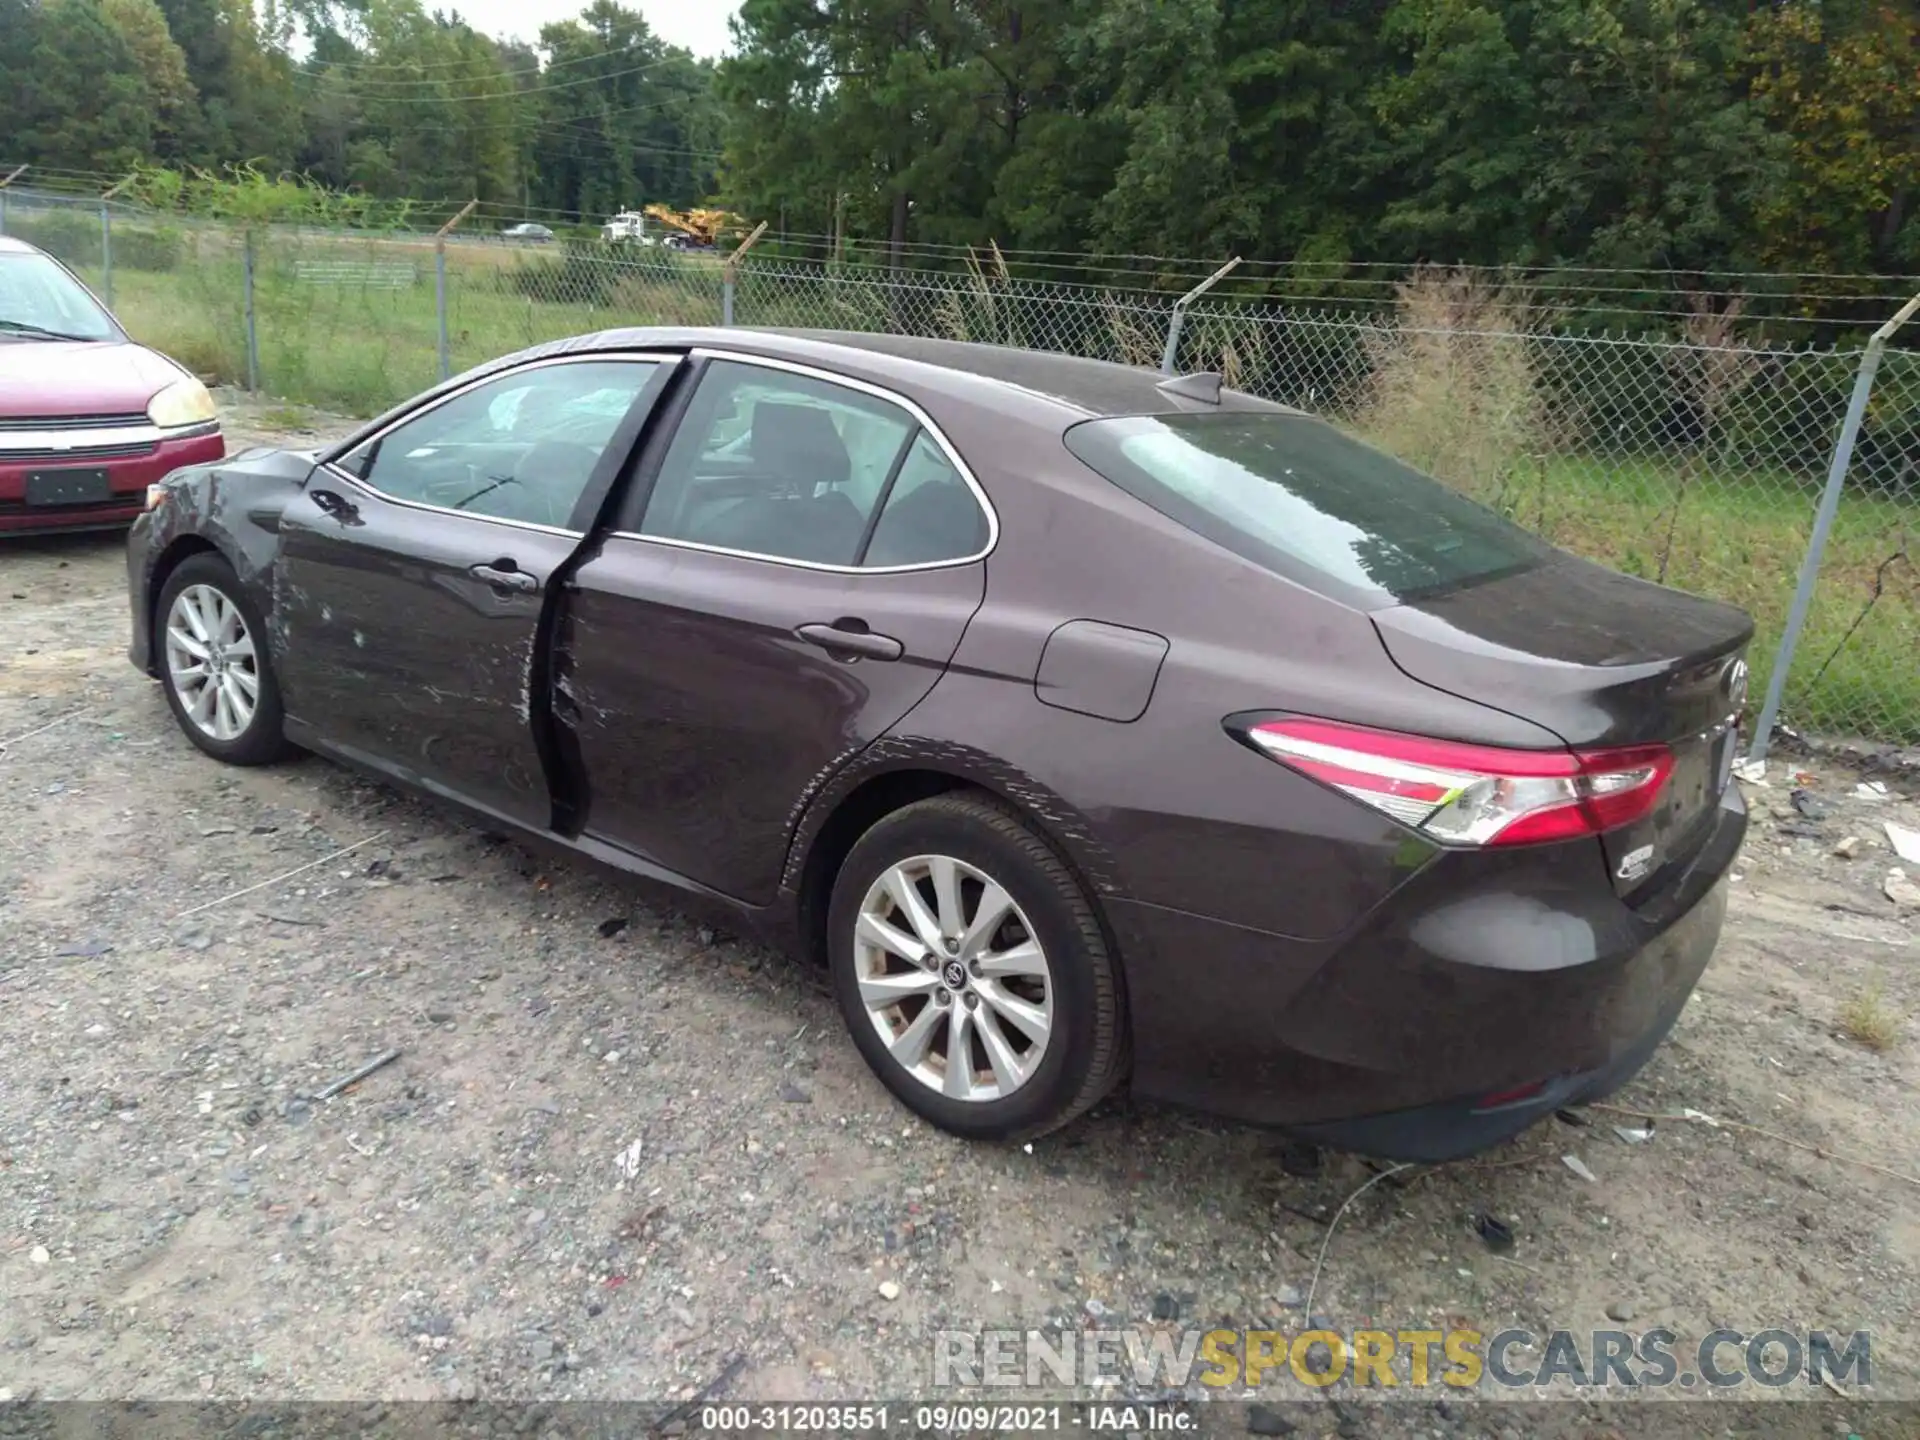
[
  {"left": 1353, "top": 267, "right": 1558, "bottom": 512},
  {"left": 7, "top": 207, "right": 99, "bottom": 266},
  {"left": 110, "top": 223, "right": 184, "bottom": 272},
  {"left": 503, "top": 242, "right": 704, "bottom": 312},
  {"left": 4, "top": 208, "right": 180, "bottom": 273}
]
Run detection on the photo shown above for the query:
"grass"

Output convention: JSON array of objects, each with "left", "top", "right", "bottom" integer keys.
[
  {"left": 100, "top": 232, "right": 1920, "bottom": 745},
  {"left": 1838, "top": 984, "right": 1901, "bottom": 1052},
  {"left": 1426, "top": 452, "right": 1920, "bottom": 743}
]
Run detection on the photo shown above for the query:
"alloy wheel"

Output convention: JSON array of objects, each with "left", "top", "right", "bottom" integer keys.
[
  {"left": 853, "top": 854, "right": 1054, "bottom": 1102},
  {"left": 165, "top": 583, "right": 260, "bottom": 742}
]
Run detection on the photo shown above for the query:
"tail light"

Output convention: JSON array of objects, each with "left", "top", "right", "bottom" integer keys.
[{"left": 1233, "top": 717, "right": 1673, "bottom": 847}]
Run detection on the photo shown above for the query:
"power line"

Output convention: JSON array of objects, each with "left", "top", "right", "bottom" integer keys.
[
  {"left": 315, "top": 56, "right": 699, "bottom": 104},
  {"left": 306, "top": 34, "right": 711, "bottom": 79}
]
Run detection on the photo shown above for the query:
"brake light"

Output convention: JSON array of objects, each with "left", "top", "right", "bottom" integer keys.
[{"left": 1236, "top": 717, "right": 1673, "bottom": 847}]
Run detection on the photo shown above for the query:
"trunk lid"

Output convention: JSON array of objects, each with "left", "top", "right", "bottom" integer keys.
[{"left": 1371, "top": 553, "right": 1753, "bottom": 897}]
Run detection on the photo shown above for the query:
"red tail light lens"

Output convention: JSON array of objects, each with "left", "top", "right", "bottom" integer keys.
[{"left": 1238, "top": 717, "right": 1673, "bottom": 847}]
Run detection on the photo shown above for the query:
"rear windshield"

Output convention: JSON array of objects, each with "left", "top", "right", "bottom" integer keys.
[{"left": 1063, "top": 412, "right": 1548, "bottom": 606}]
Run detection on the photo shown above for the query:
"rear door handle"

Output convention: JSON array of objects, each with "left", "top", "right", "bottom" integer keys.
[
  {"left": 470, "top": 561, "right": 539, "bottom": 594},
  {"left": 309, "top": 487, "right": 358, "bottom": 522},
  {"left": 796, "top": 622, "right": 903, "bottom": 662}
]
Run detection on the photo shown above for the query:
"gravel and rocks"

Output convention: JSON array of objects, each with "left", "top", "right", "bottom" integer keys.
[{"left": 1, "top": 396, "right": 1916, "bottom": 1430}]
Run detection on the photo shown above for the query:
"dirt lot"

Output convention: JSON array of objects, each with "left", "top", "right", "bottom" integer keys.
[{"left": 2, "top": 395, "right": 1919, "bottom": 1432}]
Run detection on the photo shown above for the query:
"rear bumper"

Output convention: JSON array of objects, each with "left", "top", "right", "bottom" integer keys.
[
  {"left": 0, "top": 429, "right": 225, "bottom": 534},
  {"left": 1115, "top": 784, "right": 1744, "bottom": 1162}
]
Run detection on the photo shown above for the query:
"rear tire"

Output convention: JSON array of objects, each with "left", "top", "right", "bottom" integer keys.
[
  {"left": 827, "top": 794, "right": 1126, "bottom": 1141},
  {"left": 156, "top": 553, "right": 294, "bottom": 766}
]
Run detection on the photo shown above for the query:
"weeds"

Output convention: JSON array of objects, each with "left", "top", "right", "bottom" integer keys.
[
  {"left": 1654, "top": 294, "right": 1763, "bottom": 581},
  {"left": 1354, "top": 267, "right": 1557, "bottom": 514},
  {"left": 1838, "top": 984, "right": 1901, "bottom": 1052}
]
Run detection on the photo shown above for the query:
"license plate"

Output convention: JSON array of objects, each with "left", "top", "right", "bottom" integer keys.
[{"left": 23, "top": 468, "right": 113, "bottom": 506}]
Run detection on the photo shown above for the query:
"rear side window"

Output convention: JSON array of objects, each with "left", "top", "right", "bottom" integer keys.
[
  {"left": 1063, "top": 413, "right": 1548, "bottom": 606},
  {"left": 863, "top": 430, "right": 989, "bottom": 568}
]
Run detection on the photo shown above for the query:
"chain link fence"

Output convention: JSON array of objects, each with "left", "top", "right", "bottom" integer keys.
[{"left": 2, "top": 187, "right": 1913, "bottom": 749}]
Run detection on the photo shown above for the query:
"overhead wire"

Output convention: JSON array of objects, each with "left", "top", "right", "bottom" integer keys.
[{"left": 308, "top": 55, "right": 700, "bottom": 103}]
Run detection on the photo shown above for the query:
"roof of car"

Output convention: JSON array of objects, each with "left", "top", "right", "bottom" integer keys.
[
  {"left": 550, "top": 325, "right": 1293, "bottom": 423},
  {"left": 0, "top": 236, "right": 40, "bottom": 254}
]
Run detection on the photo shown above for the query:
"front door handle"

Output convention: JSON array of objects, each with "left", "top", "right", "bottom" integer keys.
[
  {"left": 470, "top": 560, "right": 539, "bottom": 594},
  {"left": 796, "top": 621, "right": 903, "bottom": 662}
]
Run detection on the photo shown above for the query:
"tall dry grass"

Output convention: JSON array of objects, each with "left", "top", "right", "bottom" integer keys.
[{"left": 1354, "top": 267, "right": 1558, "bottom": 515}]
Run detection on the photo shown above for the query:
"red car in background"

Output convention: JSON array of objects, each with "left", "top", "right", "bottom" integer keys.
[{"left": 0, "top": 236, "right": 225, "bottom": 535}]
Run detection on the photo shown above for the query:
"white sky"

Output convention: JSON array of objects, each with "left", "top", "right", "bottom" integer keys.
[{"left": 449, "top": 0, "right": 740, "bottom": 57}]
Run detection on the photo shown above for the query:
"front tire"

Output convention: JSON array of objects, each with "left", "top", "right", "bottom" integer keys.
[
  {"left": 156, "top": 553, "right": 293, "bottom": 766},
  {"left": 827, "top": 794, "right": 1127, "bottom": 1141}
]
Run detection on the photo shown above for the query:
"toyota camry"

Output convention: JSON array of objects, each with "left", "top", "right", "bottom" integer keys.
[{"left": 126, "top": 328, "right": 1751, "bottom": 1160}]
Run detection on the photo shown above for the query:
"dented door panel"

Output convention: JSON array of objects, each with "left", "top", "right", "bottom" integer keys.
[
  {"left": 273, "top": 481, "right": 578, "bottom": 829},
  {"left": 555, "top": 539, "right": 985, "bottom": 903}
]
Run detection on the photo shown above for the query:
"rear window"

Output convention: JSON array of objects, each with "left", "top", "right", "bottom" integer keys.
[{"left": 1063, "top": 412, "right": 1548, "bottom": 605}]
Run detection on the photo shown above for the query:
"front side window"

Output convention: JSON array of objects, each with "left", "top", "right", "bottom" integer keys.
[
  {"left": 337, "top": 359, "right": 659, "bottom": 528},
  {"left": 639, "top": 360, "right": 987, "bottom": 567},
  {"left": 1063, "top": 412, "right": 1548, "bottom": 605},
  {"left": 0, "top": 252, "right": 118, "bottom": 342}
]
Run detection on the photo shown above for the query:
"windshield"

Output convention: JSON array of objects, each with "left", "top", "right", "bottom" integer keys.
[
  {"left": 1063, "top": 411, "right": 1549, "bottom": 606},
  {"left": 0, "top": 252, "right": 118, "bottom": 341}
]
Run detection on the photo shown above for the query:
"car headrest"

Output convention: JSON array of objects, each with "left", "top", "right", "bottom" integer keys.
[{"left": 749, "top": 402, "right": 851, "bottom": 489}]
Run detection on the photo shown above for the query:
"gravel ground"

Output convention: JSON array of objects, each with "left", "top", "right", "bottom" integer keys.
[{"left": 2, "top": 394, "right": 1918, "bottom": 1434}]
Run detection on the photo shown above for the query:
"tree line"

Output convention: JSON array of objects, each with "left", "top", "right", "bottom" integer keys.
[
  {"left": 721, "top": 0, "right": 1917, "bottom": 279},
  {"left": 0, "top": 0, "right": 1913, "bottom": 276},
  {"left": 0, "top": 0, "right": 722, "bottom": 220}
]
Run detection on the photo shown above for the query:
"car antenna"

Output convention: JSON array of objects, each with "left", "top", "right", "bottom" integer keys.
[{"left": 1156, "top": 371, "right": 1223, "bottom": 404}]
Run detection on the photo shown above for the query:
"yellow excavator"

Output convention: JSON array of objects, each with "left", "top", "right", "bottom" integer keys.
[{"left": 642, "top": 204, "right": 744, "bottom": 250}]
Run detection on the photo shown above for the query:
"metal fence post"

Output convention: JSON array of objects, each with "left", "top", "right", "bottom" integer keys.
[
  {"left": 95, "top": 172, "right": 138, "bottom": 308},
  {"left": 436, "top": 248, "right": 450, "bottom": 380},
  {"left": 722, "top": 221, "right": 770, "bottom": 326},
  {"left": 0, "top": 166, "right": 22, "bottom": 236},
  {"left": 243, "top": 228, "right": 260, "bottom": 393},
  {"left": 1160, "top": 257, "right": 1243, "bottom": 374},
  {"left": 434, "top": 200, "right": 478, "bottom": 382},
  {"left": 100, "top": 203, "right": 113, "bottom": 307},
  {"left": 1746, "top": 290, "right": 1920, "bottom": 765}
]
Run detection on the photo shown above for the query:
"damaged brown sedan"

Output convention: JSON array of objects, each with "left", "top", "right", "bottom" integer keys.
[{"left": 127, "top": 329, "right": 1751, "bottom": 1160}]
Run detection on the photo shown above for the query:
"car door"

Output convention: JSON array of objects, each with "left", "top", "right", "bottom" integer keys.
[
  {"left": 273, "top": 353, "right": 672, "bottom": 828},
  {"left": 556, "top": 352, "right": 996, "bottom": 902}
]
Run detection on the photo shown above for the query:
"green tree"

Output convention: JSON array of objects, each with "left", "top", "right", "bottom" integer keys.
[
  {"left": 102, "top": 0, "right": 205, "bottom": 161},
  {"left": 1745, "top": 0, "right": 1920, "bottom": 272},
  {"left": 531, "top": 1, "right": 720, "bottom": 221},
  {"left": 330, "top": 0, "right": 520, "bottom": 201},
  {"left": 1365, "top": 0, "right": 1782, "bottom": 270},
  {"left": 22, "top": 0, "right": 154, "bottom": 172}
]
